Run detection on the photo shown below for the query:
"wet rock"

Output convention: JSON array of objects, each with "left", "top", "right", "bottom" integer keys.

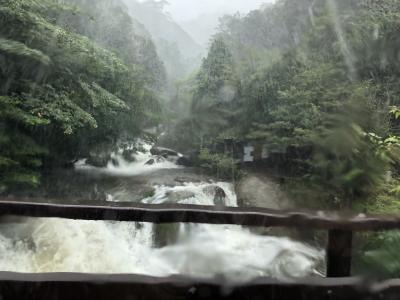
[
  {"left": 202, "top": 186, "right": 226, "bottom": 206},
  {"left": 111, "top": 158, "right": 119, "bottom": 167},
  {"left": 236, "top": 173, "right": 289, "bottom": 210},
  {"left": 150, "top": 147, "right": 179, "bottom": 157},
  {"left": 107, "top": 184, "right": 155, "bottom": 202},
  {"left": 176, "top": 156, "right": 193, "bottom": 167},
  {"left": 165, "top": 190, "right": 196, "bottom": 203},
  {"left": 145, "top": 156, "right": 165, "bottom": 165},
  {"left": 145, "top": 159, "right": 155, "bottom": 165},
  {"left": 122, "top": 149, "right": 136, "bottom": 162},
  {"left": 236, "top": 172, "right": 293, "bottom": 236},
  {"left": 86, "top": 152, "right": 111, "bottom": 168}
]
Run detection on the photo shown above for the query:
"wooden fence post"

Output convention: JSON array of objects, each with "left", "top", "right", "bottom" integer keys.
[{"left": 327, "top": 229, "right": 353, "bottom": 277}]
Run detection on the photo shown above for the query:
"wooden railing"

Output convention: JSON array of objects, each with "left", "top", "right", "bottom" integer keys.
[{"left": 0, "top": 199, "right": 400, "bottom": 299}]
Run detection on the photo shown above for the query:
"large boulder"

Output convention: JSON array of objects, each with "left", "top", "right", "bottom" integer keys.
[
  {"left": 150, "top": 147, "right": 179, "bottom": 157},
  {"left": 236, "top": 173, "right": 290, "bottom": 210},
  {"left": 202, "top": 185, "right": 226, "bottom": 206},
  {"left": 236, "top": 172, "right": 293, "bottom": 237}
]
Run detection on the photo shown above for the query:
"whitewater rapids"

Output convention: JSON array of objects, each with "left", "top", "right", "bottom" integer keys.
[{"left": 0, "top": 142, "right": 325, "bottom": 282}]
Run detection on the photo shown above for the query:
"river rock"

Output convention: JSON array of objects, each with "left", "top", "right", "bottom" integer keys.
[
  {"left": 165, "top": 190, "right": 196, "bottom": 203},
  {"left": 150, "top": 147, "right": 179, "bottom": 157},
  {"left": 111, "top": 158, "right": 119, "bottom": 167},
  {"left": 145, "top": 156, "right": 165, "bottom": 165},
  {"left": 86, "top": 152, "right": 111, "bottom": 168},
  {"left": 236, "top": 172, "right": 292, "bottom": 236},
  {"left": 122, "top": 149, "right": 136, "bottom": 162},
  {"left": 145, "top": 159, "right": 155, "bottom": 165},
  {"left": 176, "top": 156, "right": 193, "bottom": 167},
  {"left": 202, "top": 186, "right": 226, "bottom": 206},
  {"left": 236, "top": 173, "right": 289, "bottom": 210}
]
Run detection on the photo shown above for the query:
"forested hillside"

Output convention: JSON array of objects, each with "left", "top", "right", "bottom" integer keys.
[
  {"left": 122, "top": 0, "right": 203, "bottom": 81},
  {"left": 0, "top": 0, "right": 165, "bottom": 191},
  {"left": 164, "top": 0, "right": 400, "bottom": 211},
  {"left": 3, "top": 0, "right": 400, "bottom": 213}
]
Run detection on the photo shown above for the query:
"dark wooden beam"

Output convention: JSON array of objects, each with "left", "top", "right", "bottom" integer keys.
[
  {"left": 327, "top": 230, "right": 353, "bottom": 277},
  {"left": 0, "top": 272, "right": 394, "bottom": 300},
  {"left": 1, "top": 199, "right": 400, "bottom": 231}
]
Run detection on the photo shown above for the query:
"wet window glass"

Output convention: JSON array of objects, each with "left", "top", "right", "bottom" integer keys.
[{"left": 1, "top": 0, "right": 400, "bottom": 298}]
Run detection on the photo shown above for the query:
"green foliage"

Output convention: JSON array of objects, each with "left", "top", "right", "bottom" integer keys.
[
  {"left": 189, "top": 37, "right": 241, "bottom": 149},
  {"left": 169, "top": 0, "right": 400, "bottom": 210},
  {"left": 195, "top": 37, "right": 237, "bottom": 97},
  {"left": 0, "top": 0, "right": 165, "bottom": 191},
  {"left": 362, "top": 231, "right": 400, "bottom": 278},
  {"left": 0, "top": 38, "right": 51, "bottom": 66},
  {"left": 310, "top": 90, "right": 391, "bottom": 208},
  {"left": 198, "top": 148, "right": 239, "bottom": 180}
]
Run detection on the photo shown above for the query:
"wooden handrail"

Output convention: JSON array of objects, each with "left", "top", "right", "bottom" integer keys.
[
  {"left": 0, "top": 272, "right": 396, "bottom": 300},
  {"left": 0, "top": 199, "right": 399, "bottom": 231},
  {"left": 2, "top": 199, "right": 399, "bottom": 278}
]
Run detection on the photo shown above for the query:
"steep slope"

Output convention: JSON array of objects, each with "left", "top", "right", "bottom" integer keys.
[
  {"left": 122, "top": 0, "right": 204, "bottom": 79},
  {"left": 180, "top": 13, "right": 221, "bottom": 49}
]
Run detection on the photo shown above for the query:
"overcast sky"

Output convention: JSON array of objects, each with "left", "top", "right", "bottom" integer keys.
[{"left": 161, "top": 0, "right": 270, "bottom": 22}]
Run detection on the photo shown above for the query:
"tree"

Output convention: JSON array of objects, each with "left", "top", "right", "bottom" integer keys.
[
  {"left": 0, "top": 0, "right": 165, "bottom": 190},
  {"left": 190, "top": 37, "right": 239, "bottom": 148}
]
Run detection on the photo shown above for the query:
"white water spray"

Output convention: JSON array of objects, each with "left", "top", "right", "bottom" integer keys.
[
  {"left": 75, "top": 141, "right": 181, "bottom": 177},
  {"left": 0, "top": 142, "right": 324, "bottom": 282}
]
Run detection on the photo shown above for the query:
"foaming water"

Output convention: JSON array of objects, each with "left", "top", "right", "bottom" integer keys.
[
  {"left": 75, "top": 142, "right": 181, "bottom": 177},
  {"left": 143, "top": 181, "right": 238, "bottom": 206},
  {"left": 156, "top": 225, "right": 323, "bottom": 281},
  {"left": 0, "top": 216, "right": 323, "bottom": 281},
  {"left": 0, "top": 142, "right": 325, "bottom": 282}
]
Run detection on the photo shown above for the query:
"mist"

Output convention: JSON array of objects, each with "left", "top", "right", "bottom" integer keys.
[
  {"left": 163, "top": 0, "right": 272, "bottom": 22},
  {"left": 137, "top": 0, "right": 273, "bottom": 47}
]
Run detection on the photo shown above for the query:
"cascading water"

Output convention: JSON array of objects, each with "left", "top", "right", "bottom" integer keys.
[
  {"left": 75, "top": 142, "right": 181, "bottom": 177},
  {"left": 0, "top": 141, "right": 325, "bottom": 282}
]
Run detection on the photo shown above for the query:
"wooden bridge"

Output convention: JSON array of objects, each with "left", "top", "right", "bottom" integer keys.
[{"left": 0, "top": 199, "right": 400, "bottom": 299}]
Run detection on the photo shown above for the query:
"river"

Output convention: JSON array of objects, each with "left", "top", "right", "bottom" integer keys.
[{"left": 0, "top": 141, "right": 325, "bottom": 282}]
